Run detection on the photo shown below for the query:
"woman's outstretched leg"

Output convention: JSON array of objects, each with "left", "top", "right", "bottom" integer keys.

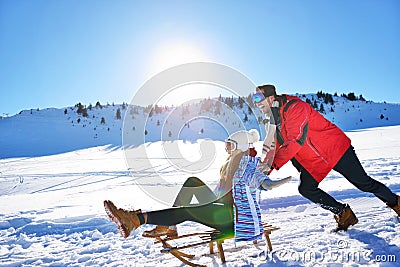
[
  {"left": 104, "top": 196, "right": 233, "bottom": 238},
  {"left": 143, "top": 177, "right": 217, "bottom": 238}
]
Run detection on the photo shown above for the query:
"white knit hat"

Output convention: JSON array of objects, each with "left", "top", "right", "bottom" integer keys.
[{"left": 226, "top": 129, "right": 260, "bottom": 152}]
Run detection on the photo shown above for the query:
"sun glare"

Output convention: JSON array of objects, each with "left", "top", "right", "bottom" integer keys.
[
  {"left": 149, "top": 42, "right": 210, "bottom": 74},
  {"left": 143, "top": 41, "right": 215, "bottom": 106}
]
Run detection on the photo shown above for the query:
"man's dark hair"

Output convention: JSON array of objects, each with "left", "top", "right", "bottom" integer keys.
[{"left": 257, "top": 84, "right": 277, "bottom": 97}]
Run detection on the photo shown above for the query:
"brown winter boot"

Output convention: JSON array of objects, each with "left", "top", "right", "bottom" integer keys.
[
  {"left": 388, "top": 196, "right": 400, "bottom": 216},
  {"left": 104, "top": 200, "right": 141, "bottom": 238},
  {"left": 334, "top": 204, "right": 358, "bottom": 231},
  {"left": 142, "top": 225, "right": 178, "bottom": 238}
]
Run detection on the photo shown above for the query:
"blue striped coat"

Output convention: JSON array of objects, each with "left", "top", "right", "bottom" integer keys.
[{"left": 232, "top": 154, "right": 266, "bottom": 242}]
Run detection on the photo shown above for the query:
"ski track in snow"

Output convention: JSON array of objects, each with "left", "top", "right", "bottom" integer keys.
[{"left": 1, "top": 127, "right": 400, "bottom": 266}]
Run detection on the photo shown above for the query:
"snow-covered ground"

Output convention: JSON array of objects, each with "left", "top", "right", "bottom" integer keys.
[{"left": 1, "top": 125, "right": 399, "bottom": 266}]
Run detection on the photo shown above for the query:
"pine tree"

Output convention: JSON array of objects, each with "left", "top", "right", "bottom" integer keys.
[
  {"left": 214, "top": 101, "right": 221, "bottom": 115},
  {"left": 243, "top": 113, "right": 248, "bottom": 122},
  {"left": 77, "top": 103, "right": 88, "bottom": 117},
  {"left": 101, "top": 117, "right": 106, "bottom": 124},
  {"left": 313, "top": 100, "right": 318, "bottom": 109},
  {"left": 154, "top": 105, "right": 160, "bottom": 114},
  {"left": 77, "top": 103, "right": 83, "bottom": 113},
  {"left": 82, "top": 108, "right": 88, "bottom": 118},
  {"left": 238, "top": 97, "right": 244, "bottom": 109},
  {"left": 116, "top": 108, "right": 121, "bottom": 120},
  {"left": 319, "top": 103, "right": 325, "bottom": 114},
  {"left": 246, "top": 94, "right": 254, "bottom": 108},
  {"left": 248, "top": 105, "right": 253, "bottom": 115},
  {"left": 347, "top": 92, "right": 357, "bottom": 101},
  {"left": 324, "top": 94, "right": 334, "bottom": 105}
]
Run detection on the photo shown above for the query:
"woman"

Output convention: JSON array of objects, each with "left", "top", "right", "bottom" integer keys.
[{"left": 104, "top": 129, "right": 291, "bottom": 241}]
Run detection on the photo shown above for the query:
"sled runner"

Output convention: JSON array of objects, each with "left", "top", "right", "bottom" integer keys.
[{"left": 150, "top": 223, "right": 279, "bottom": 267}]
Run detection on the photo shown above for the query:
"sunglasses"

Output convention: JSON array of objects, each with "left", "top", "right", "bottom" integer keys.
[
  {"left": 224, "top": 139, "right": 237, "bottom": 152},
  {"left": 252, "top": 93, "right": 265, "bottom": 103}
]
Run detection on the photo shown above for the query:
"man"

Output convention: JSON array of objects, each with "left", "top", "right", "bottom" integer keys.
[{"left": 253, "top": 84, "right": 400, "bottom": 231}]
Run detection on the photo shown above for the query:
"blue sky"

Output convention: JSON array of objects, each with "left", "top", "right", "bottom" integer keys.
[{"left": 1, "top": 0, "right": 399, "bottom": 116}]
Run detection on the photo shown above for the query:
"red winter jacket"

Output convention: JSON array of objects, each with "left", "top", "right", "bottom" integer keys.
[{"left": 271, "top": 95, "right": 351, "bottom": 182}]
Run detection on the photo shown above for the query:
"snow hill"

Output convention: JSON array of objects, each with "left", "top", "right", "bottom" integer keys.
[
  {"left": 1, "top": 93, "right": 399, "bottom": 159},
  {"left": 0, "top": 93, "right": 399, "bottom": 266}
]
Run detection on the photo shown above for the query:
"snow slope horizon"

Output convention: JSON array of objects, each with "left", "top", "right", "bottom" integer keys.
[
  {"left": 1, "top": 93, "right": 400, "bottom": 159},
  {"left": 0, "top": 126, "right": 399, "bottom": 266}
]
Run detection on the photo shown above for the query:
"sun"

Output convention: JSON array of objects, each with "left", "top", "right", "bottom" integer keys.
[
  {"left": 149, "top": 42, "right": 210, "bottom": 74},
  {"left": 142, "top": 41, "right": 217, "bottom": 106}
]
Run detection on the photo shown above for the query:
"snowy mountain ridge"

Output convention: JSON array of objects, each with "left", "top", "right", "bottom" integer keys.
[{"left": 1, "top": 93, "right": 399, "bottom": 159}]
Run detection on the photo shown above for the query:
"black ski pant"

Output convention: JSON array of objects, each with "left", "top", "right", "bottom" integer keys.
[
  {"left": 145, "top": 177, "right": 234, "bottom": 234},
  {"left": 172, "top": 177, "right": 217, "bottom": 207},
  {"left": 298, "top": 146, "right": 398, "bottom": 214}
]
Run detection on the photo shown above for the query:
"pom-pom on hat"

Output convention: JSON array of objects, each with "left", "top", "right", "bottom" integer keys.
[{"left": 226, "top": 129, "right": 260, "bottom": 152}]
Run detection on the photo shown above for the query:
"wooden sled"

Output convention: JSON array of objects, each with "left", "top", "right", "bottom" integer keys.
[{"left": 152, "top": 223, "right": 280, "bottom": 267}]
